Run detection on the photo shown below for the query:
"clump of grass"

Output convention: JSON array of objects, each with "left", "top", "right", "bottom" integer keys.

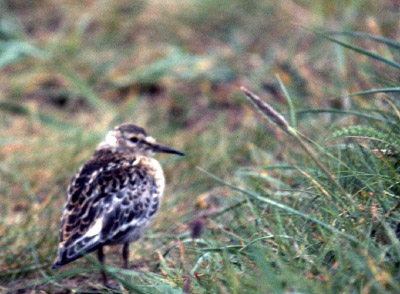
[{"left": 192, "top": 33, "right": 400, "bottom": 293}]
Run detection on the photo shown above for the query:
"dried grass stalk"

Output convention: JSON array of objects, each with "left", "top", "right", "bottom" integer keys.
[{"left": 241, "top": 86, "right": 291, "bottom": 135}]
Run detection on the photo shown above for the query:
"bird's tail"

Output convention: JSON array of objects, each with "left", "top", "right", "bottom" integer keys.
[{"left": 52, "top": 236, "right": 100, "bottom": 269}]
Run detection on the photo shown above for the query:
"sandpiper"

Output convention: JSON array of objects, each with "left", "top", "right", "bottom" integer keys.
[{"left": 52, "top": 123, "right": 184, "bottom": 288}]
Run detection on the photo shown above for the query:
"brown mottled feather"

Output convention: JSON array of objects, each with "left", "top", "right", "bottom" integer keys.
[{"left": 53, "top": 148, "right": 162, "bottom": 268}]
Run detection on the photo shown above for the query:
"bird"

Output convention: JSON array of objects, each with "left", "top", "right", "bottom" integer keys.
[{"left": 52, "top": 123, "right": 184, "bottom": 288}]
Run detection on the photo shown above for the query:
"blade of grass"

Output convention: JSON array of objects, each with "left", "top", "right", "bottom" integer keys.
[
  {"left": 276, "top": 74, "right": 297, "bottom": 129},
  {"left": 197, "top": 167, "right": 363, "bottom": 247},
  {"left": 349, "top": 87, "right": 400, "bottom": 96},
  {"left": 382, "top": 97, "right": 400, "bottom": 120},
  {"left": 310, "top": 29, "right": 400, "bottom": 70},
  {"left": 329, "top": 31, "right": 400, "bottom": 50},
  {"left": 236, "top": 170, "right": 291, "bottom": 189},
  {"left": 0, "top": 40, "right": 45, "bottom": 69},
  {"left": 294, "top": 109, "right": 398, "bottom": 125}
]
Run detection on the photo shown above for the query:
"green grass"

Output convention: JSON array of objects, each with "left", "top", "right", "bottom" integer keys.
[{"left": 1, "top": 0, "right": 400, "bottom": 293}]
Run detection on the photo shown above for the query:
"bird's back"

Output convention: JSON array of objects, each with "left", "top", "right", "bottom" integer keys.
[{"left": 52, "top": 148, "right": 164, "bottom": 269}]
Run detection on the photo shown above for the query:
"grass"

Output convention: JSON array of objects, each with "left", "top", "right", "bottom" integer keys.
[{"left": 1, "top": 0, "right": 400, "bottom": 293}]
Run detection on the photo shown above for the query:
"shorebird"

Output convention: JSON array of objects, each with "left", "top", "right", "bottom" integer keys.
[{"left": 52, "top": 123, "right": 184, "bottom": 288}]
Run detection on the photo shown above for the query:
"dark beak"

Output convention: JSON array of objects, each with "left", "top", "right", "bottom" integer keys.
[{"left": 154, "top": 143, "right": 185, "bottom": 156}]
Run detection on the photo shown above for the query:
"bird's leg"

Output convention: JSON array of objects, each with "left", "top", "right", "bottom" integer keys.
[
  {"left": 97, "top": 246, "right": 120, "bottom": 291},
  {"left": 97, "top": 246, "right": 109, "bottom": 288},
  {"left": 122, "top": 242, "right": 130, "bottom": 269}
]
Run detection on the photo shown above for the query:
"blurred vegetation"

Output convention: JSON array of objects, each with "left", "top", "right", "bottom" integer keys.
[{"left": 0, "top": 0, "right": 400, "bottom": 293}]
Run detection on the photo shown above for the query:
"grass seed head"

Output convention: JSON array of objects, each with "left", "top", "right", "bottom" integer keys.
[{"left": 241, "top": 86, "right": 291, "bottom": 135}]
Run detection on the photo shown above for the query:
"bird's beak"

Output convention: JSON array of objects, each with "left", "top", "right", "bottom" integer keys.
[{"left": 153, "top": 143, "right": 185, "bottom": 156}]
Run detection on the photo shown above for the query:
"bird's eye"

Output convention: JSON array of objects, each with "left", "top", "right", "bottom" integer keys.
[{"left": 130, "top": 137, "right": 138, "bottom": 143}]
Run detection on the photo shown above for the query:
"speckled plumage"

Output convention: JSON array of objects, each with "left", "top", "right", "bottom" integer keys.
[{"left": 52, "top": 124, "right": 183, "bottom": 287}]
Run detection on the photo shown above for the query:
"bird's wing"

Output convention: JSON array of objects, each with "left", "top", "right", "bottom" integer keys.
[{"left": 53, "top": 152, "right": 159, "bottom": 269}]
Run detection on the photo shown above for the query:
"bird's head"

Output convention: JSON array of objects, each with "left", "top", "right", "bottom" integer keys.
[{"left": 101, "top": 123, "right": 184, "bottom": 156}]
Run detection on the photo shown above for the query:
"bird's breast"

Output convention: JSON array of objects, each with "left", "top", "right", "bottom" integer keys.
[{"left": 139, "top": 157, "right": 165, "bottom": 200}]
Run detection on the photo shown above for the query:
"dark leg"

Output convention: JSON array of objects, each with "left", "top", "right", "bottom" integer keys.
[
  {"left": 97, "top": 246, "right": 120, "bottom": 291},
  {"left": 97, "top": 246, "right": 109, "bottom": 287},
  {"left": 122, "top": 242, "right": 130, "bottom": 269}
]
